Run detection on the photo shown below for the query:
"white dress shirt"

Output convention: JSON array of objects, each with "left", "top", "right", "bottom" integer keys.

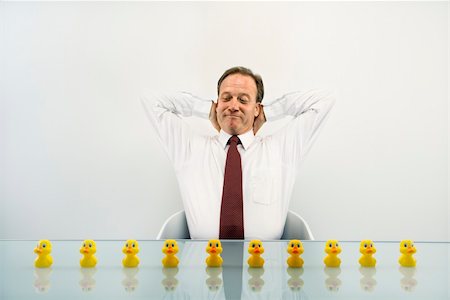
[{"left": 142, "top": 90, "right": 335, "bottom": 240}]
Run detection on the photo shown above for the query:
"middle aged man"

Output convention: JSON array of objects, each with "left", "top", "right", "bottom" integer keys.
[{"left": 142, "top": 66, "right": 335, "bottom": 240}]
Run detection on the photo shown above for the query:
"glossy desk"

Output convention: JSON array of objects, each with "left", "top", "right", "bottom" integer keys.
[{"left": 0, "top": 240, "right": 448, "bottom": 299}]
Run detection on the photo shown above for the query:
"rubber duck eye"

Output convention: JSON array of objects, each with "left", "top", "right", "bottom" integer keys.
[
  {"left": 336, "top": 243, "right": 339, "bottom": 247},
  {"left": 291, "top": 243, "right": 294, "bottom": 247},
  {"left": 126, "top": 243, "right": 128, "bottom": 247},
  {"left": 171, "top": 243, "right": 174, "bottom": 247},
  {"left": 364, "top": 244, "right": 367, "bottom": 248},
  {"left": 166, "top": 243, "right": 168, "bottom": 247},
  {"left": 83, "top": 243, "right": 86, "bottom": 247},
  {"left": 411, "top": 244, "right": 414, "bottom": 247},
  {"left": 370, "top": 244, "right": 373, "bottom": 247},
  {"left": 89, "top": 243, "right": 92, "bottom": 248},
  {"left": 329, "top": 243, "right": 332, "bottom": 247},
  {"left": 252, "top": 244, "right": 255, "bottom": 248},
  {"left": 42, "top": 244, "right": 46, "bottom": 248},
  {"left": 404, "top": 243, "right": 407, "bottom": 248},
  {"left": 216, "top": 243, "right": 219, "bottom": 247},
  {"left": 132, "top": 243, "right": 135, "bottom": 248},
  {"left": 209, "top": 243, "right": 212, "bottom": 247}
]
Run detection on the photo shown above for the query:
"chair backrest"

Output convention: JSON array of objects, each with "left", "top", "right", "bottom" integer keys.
[
  {"left": 156, "top": 210, "right": 314, "bottom": 240},
  {"left": 281, "top": 210, "right": 315, "bottom": 240},
  {"left": 156, "top": 210, "right": 190, "bottom": 240}
]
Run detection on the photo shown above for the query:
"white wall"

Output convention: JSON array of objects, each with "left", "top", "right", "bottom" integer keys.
[{"left": 0, "top": 2, "right": 448, "bottom": 241}]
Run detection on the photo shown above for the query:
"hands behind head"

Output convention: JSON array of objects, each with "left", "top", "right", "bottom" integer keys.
[
  {"left": 252, "top": 104, "right": 266, "bottom": 135},
  {"left": 209, "top": 101, "right": 266, "bottom": 135},
  {"left": 209, "top": 101, "right": 221, "bottom": 132}
]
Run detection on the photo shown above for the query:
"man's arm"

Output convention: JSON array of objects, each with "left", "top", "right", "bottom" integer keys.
[
  {"left": 263, "top": 90, "right": 336, "bottom": 165},
  {"left": 141, "top": 92, "right": 212, "bottom": 168}
]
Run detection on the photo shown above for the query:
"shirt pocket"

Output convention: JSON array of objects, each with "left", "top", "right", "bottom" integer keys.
[{"left": 250, "top": 168, "right": 279, "bottom": 205}]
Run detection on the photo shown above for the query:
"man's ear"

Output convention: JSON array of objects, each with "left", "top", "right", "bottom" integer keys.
[{"left": 254, "top": 103, "right": 261, "bottom": 117}]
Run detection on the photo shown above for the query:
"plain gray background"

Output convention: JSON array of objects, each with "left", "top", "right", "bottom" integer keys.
[{"left": 0, "top": 2, "right": 448, "bottom": 241}]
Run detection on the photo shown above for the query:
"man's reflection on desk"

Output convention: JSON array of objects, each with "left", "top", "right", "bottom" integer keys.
[
  {"left": 33, "top": 268, "right": 52, "bottom": 293},
  {"left": 79, "top": 267, "right": 96, "bottom": 292},
  {"left": 359, "top": 267, "right": 377, "bottom": 292},
  {"left": 122, "top": 267, "right": 139, "bottom": 292},
  {"left": 205, "top": 267, "right": 223, "bottom": 291},
  {"left": 174, "top": 241, "right": 296, "bottom": 299},
  {"left": 323, "top": 267, "right": 342, "bottom": 292},
  {"left": 399, "top": 266, "right": 418, "bottom": 292}
]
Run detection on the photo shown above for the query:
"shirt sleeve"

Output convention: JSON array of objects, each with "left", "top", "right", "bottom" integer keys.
[
  {"left": 263, "top": 89, "right": 336, "bottom": 167},
  {"left": 140, "top": 91, "right": 212, "bottom": 169}
]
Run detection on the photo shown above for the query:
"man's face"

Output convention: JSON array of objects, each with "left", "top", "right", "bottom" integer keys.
[{"left": 216, "top": 73, "right": 260, "bottom": 135}]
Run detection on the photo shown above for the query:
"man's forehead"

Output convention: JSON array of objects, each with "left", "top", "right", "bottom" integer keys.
[{"left": 219, "top": 74, "right": 257, "bottom": 95}]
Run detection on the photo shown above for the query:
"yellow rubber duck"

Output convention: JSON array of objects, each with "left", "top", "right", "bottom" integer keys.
[
  {"left": 206, "top": 239, "right": 223, "bottom": 267},
  {"left": 34, "top": 240, "right": 53, "bottom": 268},
  {"left": 80, "top": 240, "right": 98, "bottom": 268},
  {"left": 324, "top": 240, "right": 342, "bottom": 268},
  {"left": 398, "top": 240, "right": 417, "bottom": 267},
  {"left": 247, "top": 240, "right": 264, "bottom": 268},
  {"left": 359, "top": 240, "right": 377, "bottom": 267},
  {"left": 162, "top": 239, "right": 179, "bottom": 268},
  {"left": 122, "top": 239, "right": 140, "bottom": 268},
  {"left": 287, "top": 239, "right": 304, "bottom": 268}
]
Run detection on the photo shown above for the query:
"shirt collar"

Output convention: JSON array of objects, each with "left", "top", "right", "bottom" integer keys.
[{"left": 219, "top": 129, "right": 255, "bottom": 151}]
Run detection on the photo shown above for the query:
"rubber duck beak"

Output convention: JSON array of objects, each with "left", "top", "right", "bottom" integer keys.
[
  {"left": 34, "top": 248, "right": 42, "bottom": 254},
  {"left": 210, "top": 247, "right": 217, "bottom": 254},
  {"left": 407, "top": 248, "right": 415, "bottom": 253},
  {"left": 83, "top": 248, "right": 89, "bottom": 254},
  {"left": 331, "top": 247, "right": 338, "bottom": 253},
  {"left": 166, "top": 247, "right": 173, "bottom": 254},
  {"left": 126, "top": 248, "right": 133, "bottom": 254},
  {"left": 366, "top": 248, "right": 373, "bottom": 254},
  {"left": 254, "top": 248, "right": 260, "bottom": 254},
  {"left": 292, "top": 247, "right": 299, "bottom": 254}
]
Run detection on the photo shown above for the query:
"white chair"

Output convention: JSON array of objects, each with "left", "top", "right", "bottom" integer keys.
[
  {"left": 280, "top": 210, "right": 315, "bottom": 240},
  {"left": 156, "top": 210, "right": 314, "bottom": 240}
]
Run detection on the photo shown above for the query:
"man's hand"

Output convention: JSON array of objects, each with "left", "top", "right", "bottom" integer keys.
[
  {"left": 209, "top": 101, "right": 221, "bottom": 132},
  {"left": 253, "top": 104, "right": 266, "bottom": 135}
]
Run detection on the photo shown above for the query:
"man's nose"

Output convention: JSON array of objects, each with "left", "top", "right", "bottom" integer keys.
[{"left": 228, "top": 97, "right": 239, "bottom": 110}]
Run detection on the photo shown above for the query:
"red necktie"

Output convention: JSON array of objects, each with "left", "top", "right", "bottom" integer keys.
[{"left": 219, "top": 135, "right": 244, "bottom": 239}]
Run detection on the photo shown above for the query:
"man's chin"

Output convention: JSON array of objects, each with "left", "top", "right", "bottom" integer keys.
[{"left": 222, "top": 126, "right": 252, "bottom": 136}]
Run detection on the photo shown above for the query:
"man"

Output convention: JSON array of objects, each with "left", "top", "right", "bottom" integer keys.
[{"left": 142, "top": 66, "right": 335, "bottom": 240}]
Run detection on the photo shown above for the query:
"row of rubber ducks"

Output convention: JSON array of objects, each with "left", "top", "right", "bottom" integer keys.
[
  {"left": 166, "top": 240, "right": 416, "bottom": 268},
  {"left": 34, "top": 239, "right": 140, "bottom": 268},
  {"left": 34, "top": 239, "right": 417, "bottom": 269},
  {"left": 163, "top": 239, "right": 417, "bottom": 268}
]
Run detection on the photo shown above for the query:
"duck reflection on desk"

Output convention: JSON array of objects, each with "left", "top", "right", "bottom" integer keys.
[
  {"left": 205, "top": 266, "right": 223, "bottom": 291},
  {"left": 161, "top": 267, "right": 179, "bottom": 291},
  {"left": 287, "top": 267, "right": 304, "bottom": 291},
  {"left": 359, "top": 266, "right": 377, "bottom": 292},
  {"left": 247, "top": 267, "right": 265, "bottom": 292},
  {"left": 399, "top": 266, "right": 418, "bottom": 292},
  {"left": 122, "top": 267, "right": 139, "bottom": 292},
  {"left": 324, "top": 267, "right": 342, "bottom": 292},
  {"left": 33, "top": 268, "right": 52, "bottom": 293},
  {"left": 79, "top": 268, "right": 96, "bottom": 292}
]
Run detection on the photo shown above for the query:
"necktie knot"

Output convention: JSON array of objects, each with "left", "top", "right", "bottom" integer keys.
[{"left": 228, "top": 135, "right": 240, "bottom": 146}]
